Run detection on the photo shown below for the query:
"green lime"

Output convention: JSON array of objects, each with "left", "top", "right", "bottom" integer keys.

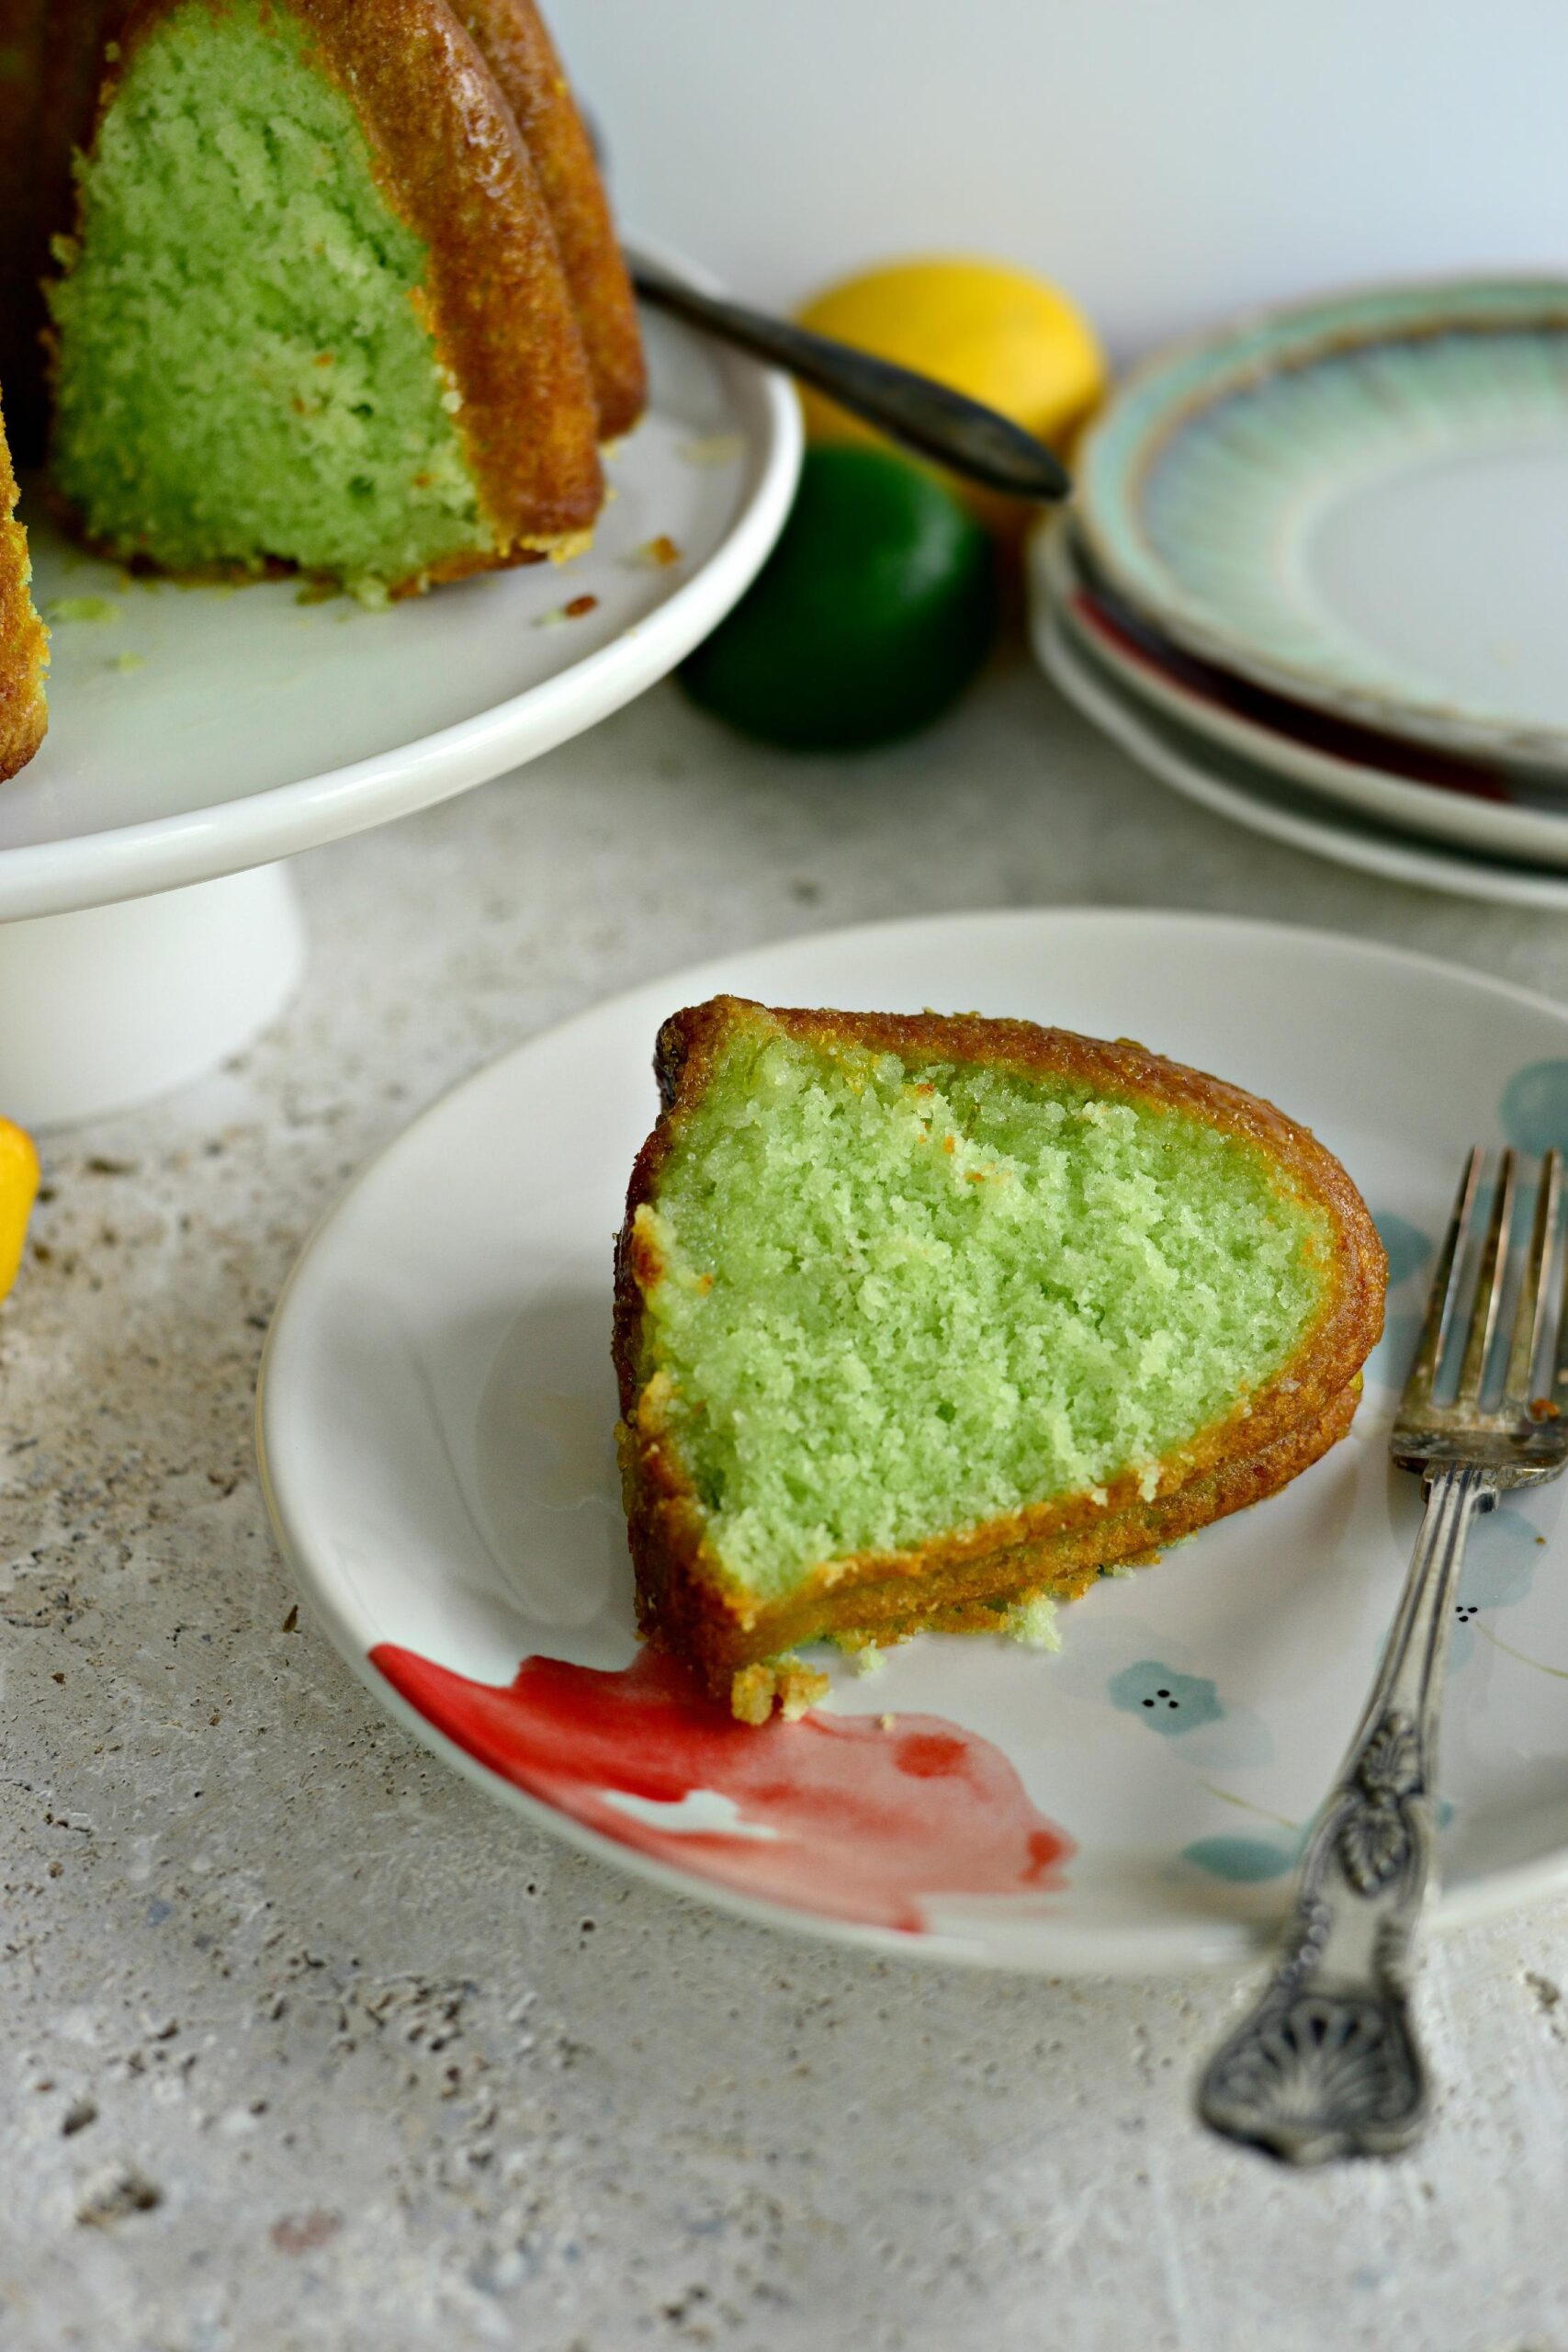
[{"left": 680, "top": 445, "right": 998, "bottom": 752}]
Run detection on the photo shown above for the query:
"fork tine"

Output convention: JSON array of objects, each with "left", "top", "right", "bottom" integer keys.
[
  {"left": 1403, "top": 1148, "right": 1485, "bottom": 1406},
  {"left": 1454, "top": 1149, "right": 1517, "bottom": 1404},
  {"left": 1552, "top": 1161, "right": 1568, "bottom": 1413},
  {"left": 1504, "top": 1150, "right": 1561, "bottom": 1407}
]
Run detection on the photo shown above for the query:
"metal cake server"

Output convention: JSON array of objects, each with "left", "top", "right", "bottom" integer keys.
[
  {"left": 1199, "top": 1146, "right": 1568, "bottom": 2165},
  {"left": 629, "top": 255, "right": 1073, "bottom": 506}
]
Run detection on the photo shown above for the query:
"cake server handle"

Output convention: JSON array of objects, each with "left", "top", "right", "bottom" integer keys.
[
  {"left": 627, "top": 256, "right": 1073, "bottom": 505},
  {"left": 1196, "top": 1459, "right": 1492, "bottom": 2165}
]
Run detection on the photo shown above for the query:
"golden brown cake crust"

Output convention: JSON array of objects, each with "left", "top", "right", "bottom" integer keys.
[
  {"left": 455, "top": 0, "right": 646, "bottom": 441},
  {"left": 613, "top": 997, "right": 1388, "bottom": 1710},
  {"left": 632, "top": 1376, "right": 1361, "bottom": 1712},
  {"left": 0, "top": 398, "right": 48, "bottom": 784},
  {"left": 59, "top": 0, "right": 607, "bottom": 587}
]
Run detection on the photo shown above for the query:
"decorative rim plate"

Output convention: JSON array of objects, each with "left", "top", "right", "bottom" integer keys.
[
  {"left": 1076, "top": 277, "right": 1568, "bottom": 767},
  {"left": 1030, "top": 519, "right": 1568, "bottom": 875},
  {"left": 259, "top": 910, "right": 1568, "bottom": 1974},
  {"left": 1036, "top": 596, "right": 1568, "bottom": 913},
  {"left": 0, "top": 242, "right": 801, "bottom": 922}
]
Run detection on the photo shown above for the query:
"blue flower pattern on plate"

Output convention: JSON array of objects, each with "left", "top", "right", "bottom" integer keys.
[
  {"left": 1501, "top": 1060, "right": 1568, "bottom": 1155},
  {"left": 1180, "top": 1829, "right": 1305, "bottom": 1883},
  {"left": 1373, "top": 1210, "right": 1433, "bottom": 1288},
  {"left": 1362, "top": 1208, "right": 1432, "bottom": 1390},
  {"left": 1107, "top": 1659, "right": 1272, "bottom": 1766},
  {"left": 1108, "top": 1660, "right": 1222, "bottom": 1734},
  {"left": 1450, "top": 1499, "right": 1549, "bottom": 1668},
  {"left": 1457, "top": 1502, "right": 1544, "bottom": 1615}
]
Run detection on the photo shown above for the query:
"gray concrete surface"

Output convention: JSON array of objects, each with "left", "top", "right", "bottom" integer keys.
[{"left": 4, "top": 658, "right": 1567, "bottom": 2350}]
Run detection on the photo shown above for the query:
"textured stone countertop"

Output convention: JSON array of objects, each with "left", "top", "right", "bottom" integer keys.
[{"left": 5, "top": 657, "right": 1568, "bottom": 2351}]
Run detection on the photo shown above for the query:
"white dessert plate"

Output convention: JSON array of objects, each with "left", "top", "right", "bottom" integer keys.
[
  {"left": 259, "top": 909, "right": 1568, "bottom": 1974},
  {"left": 0, "top": 250, "right": 800, "bottom": 922},
  {"left": 1031, "top": 519, "right": 1568, "bottom": 874},
  {"left": 1077, "top": 278, "right": 1568, "bottom": 767},
  {"left": 1037, "top": 603, "right": 1568, "bottom": 913}
]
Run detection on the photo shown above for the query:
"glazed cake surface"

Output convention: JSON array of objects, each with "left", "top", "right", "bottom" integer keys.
[
  {"left": 454, "top": 0, "right": 646, "bottom": 440},
  {"left": 614, "top": 998, "right": 1386, "bottom": 1720}
]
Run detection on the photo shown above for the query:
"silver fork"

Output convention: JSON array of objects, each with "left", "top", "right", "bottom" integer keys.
[{"left": 1198, "top": 1146, "right": 1568, "bottom": 2165}]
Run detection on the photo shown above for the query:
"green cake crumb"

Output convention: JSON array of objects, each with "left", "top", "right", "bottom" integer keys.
[
  {"left": 679, "top": 434, "right": 745, "bottom": 468},
  {"left": 1002, "top": 1594, "right": 1062, "bottom": 1651},
  {"left": 110, "top": 650, "right": 146, "bottom": 673},
  {"left": 48, "top": 0, "right": 492, "bottom": 599},
  {"left": 50, "top": 595, "right": 120, "bottom": 625},
  {"left": 638, "top": 1023, "right": 1331, "bottom": 1600}
]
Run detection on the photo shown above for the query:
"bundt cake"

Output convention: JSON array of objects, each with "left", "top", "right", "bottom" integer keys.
[
  {"left": 0, "top": 0, "right": 643, "bottom": 670},
  {"left": 49, "top": 0, "right": 638, "bottom": 599},
  {"left": 0, "top": 394, "right": 48, "bottom": 783},
  {"left": 615, "top": 998, "right": 1386, "bottom": 1721}
]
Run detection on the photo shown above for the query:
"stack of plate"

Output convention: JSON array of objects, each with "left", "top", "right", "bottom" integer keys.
[{"left": 1028, "top": 278, "right": 1568, "bottom": 910}]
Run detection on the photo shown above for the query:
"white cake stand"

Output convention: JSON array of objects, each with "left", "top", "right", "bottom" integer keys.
[{"left": 0, "top": 262, "right": 800, "bottom": 1126}]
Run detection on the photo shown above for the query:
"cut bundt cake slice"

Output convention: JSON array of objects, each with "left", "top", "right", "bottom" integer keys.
[
  {"left": 45, "top": 0, "right": 609, "bottom": 600},
  {"left": 614, "top": 998, "right": 1386, "bottom": 1721},
  {"left": 0, "top": 392, "right": 48, "bottom": 782},
  {"left": 456, "top": 0, "right": 646, "bottom": 441}
]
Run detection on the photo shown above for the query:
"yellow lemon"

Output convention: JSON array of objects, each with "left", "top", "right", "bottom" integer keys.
[
  {"left": 796, "top": 255, "right": 1106, "bottom": 528},
  {"left": 0, "top": 1117, "right": 39, "bottom": 1301}
]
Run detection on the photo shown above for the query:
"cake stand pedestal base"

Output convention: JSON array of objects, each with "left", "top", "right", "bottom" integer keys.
[{"left": 0, "top": 863, "right": 306, "bottom": 1129}]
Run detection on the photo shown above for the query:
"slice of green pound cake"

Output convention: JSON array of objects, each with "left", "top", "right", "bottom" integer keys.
[
  {"left": 45, "top": 0, "right": 607, "bottom": 600},
  {"left": 614, "top": 998, "right": 1386, "bottom": 1722}
]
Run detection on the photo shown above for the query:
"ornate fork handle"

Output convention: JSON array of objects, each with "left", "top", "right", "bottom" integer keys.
[{"left": 1199, "top": 1461, "right": 1494, "bottom": 2165}]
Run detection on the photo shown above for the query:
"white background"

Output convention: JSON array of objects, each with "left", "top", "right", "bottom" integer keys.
[{"left": 552, "top": 0, "right": 1567, "bottom": 359}]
